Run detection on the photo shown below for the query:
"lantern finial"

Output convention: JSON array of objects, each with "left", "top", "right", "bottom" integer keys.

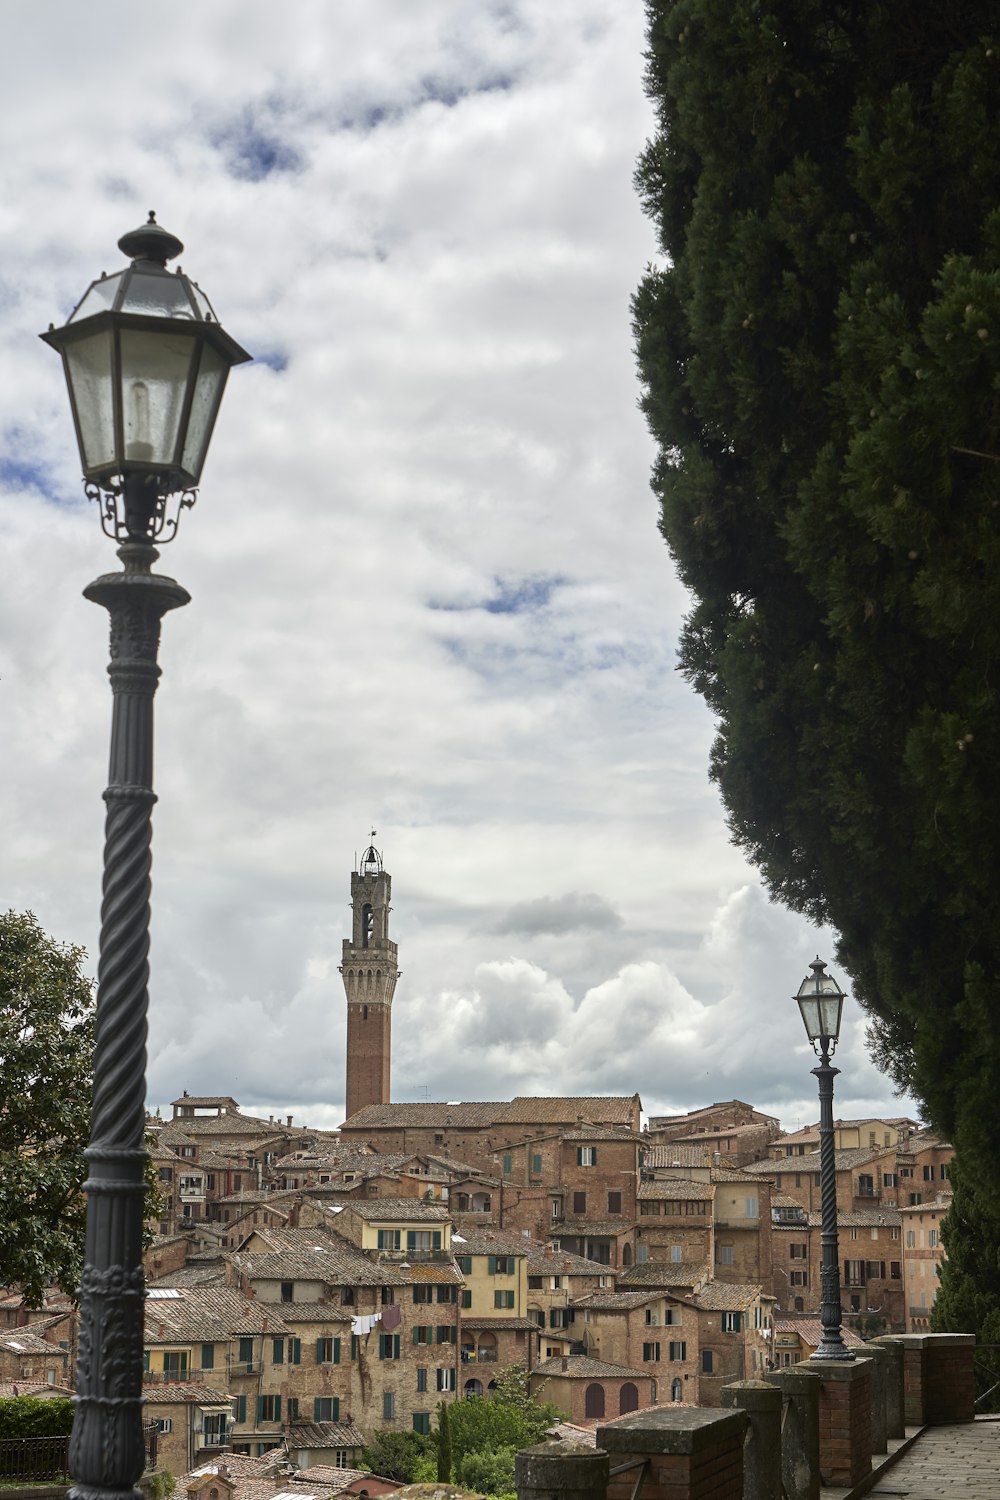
[{"left": 117, "top": 211, "right": 184, "bottom": 267}]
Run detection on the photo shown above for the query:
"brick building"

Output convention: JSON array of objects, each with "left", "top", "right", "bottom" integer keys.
[
  {"left": 529, "top": 1355, "right": 655, "bottom": 1422},
  {"left": 902, "top": 1193, "right": 952, "bottom": 1330},
  {"left": 341, "top": 841, "right": 400, "bottom": 1121}
]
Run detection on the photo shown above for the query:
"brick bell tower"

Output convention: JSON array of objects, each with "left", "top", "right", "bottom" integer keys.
[{"left": 341, "top": 835, "right": 399, "bottom": 1120}]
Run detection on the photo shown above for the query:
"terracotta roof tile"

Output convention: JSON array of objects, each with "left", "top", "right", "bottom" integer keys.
[
  {"left": 341, "top": 1096, "right": 640, "bottom": 1130},
  {"left": 143, "top": 1384, "right": 234, "bottom": 1404},
  {"left": 617, "top": 1261, "right": 709, "bottom": 1289},
  {"left": 640, "top": 1145, "right": 716, "bottom": 1168},
  {"left": 637, "top": 1180, "right": 713, "bottom": 1201},
  {"left": 143, "top": 1287, "right": 290, "bottom": 1342},
  {"left": 344, "top": 1199, "right": 450, "bottom": 1222},
  {"left": 532, "top": 1355, "right": 646, "bottom": 1379},
  {"left": 285, "top": 1420, "right": 366, "bottom": 1449},
  {"left": 690, "top": 1280, "right": 761, "bottom": 1311}
]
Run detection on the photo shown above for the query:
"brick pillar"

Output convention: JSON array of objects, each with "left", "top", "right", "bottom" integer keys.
[
  {"left": 855, "top": 1346, "right": 888, "bottom": 1454},
  {"left": 764, "top": 1369, "right": 819, "bottom": 1500},
  {"left": 515, "top": 1439, "right": 609, "bottom": 1500},
  {"left": 869, "top": 1336, "right": 905, "bottom": 1438},
  {"left": 720, "top": 1379, "right": 781, "bottom": 1500},
  {"left": 878, "top": 1333, "right": 975, "bottom": 1425},
  {"left": 597, "top": 1407, "right": 748, "bottom": 1500},
  {"left": 796, "top": 1359, "right": 871, "bottom": 1489}
]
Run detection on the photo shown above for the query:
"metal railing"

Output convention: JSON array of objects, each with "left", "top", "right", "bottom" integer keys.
[{"left": 0, "top": 1425, "right": 158, "bottom": 1482}]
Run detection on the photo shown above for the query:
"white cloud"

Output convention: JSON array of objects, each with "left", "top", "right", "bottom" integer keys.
[{"left": 0, "top": 1, "right": 916, "bottom": 1137}]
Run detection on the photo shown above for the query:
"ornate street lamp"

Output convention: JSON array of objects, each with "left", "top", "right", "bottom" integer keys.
[
  {"left": 795, "top": 956, "right": 854, "bottom": 1361},
  {"left": 42, "top": 214, "right": 250, "bottom": 1500}
]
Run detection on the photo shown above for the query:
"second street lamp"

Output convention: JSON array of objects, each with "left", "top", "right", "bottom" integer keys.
[
  {"left": 795, "top": 956, "right": 854, "bottom": 1362},
  {"left": 42, "top": 214, "right": 250, "bottom": 1500}
]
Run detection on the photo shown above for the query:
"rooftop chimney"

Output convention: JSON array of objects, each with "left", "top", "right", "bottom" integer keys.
[
  {"left": 287, "top": 1115, "right": 293, "bottom": 1128},
  {"left": 561, "top": 1356, "right": 568, "bottom": 1371}
]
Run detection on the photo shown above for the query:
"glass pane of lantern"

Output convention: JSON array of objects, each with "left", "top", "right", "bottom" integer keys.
[
  {"left": 119, "top": 270, "right": 197, "bottom": 319},
  {"left": 818, "top": 992, "right": 843, "bottom": 1039},
  {"left": 181, "top": 341, "right": 228, "bottom": 482},
  {"left": 63, "top": 328, "right": 116, "bottom": 471},
  {"left": 796, "top": 994, "right": 822, "bottom": 1041},
  {"left": 119, "top": 327, "right": 196, "bottom": 467},
  {"left": 69, "top": 273, "right": 124, "bottom": 324}
]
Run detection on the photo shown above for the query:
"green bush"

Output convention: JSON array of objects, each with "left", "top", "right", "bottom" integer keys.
[
  {"left": 457, "top": 1445, "right": 519, "bottom": 1497},
  {"left": 0, "top": 1398, "right": 74, "bottom": 1440}
]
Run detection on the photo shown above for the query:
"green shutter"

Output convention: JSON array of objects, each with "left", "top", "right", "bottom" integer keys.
[
  {"left": 257, "top": 1396, "right": 264, "bottom": 1421},
  {"left": 576, "top": 1147, "right": 583, "bottom": 1165},
  {"left": 332, "top": 1397, "right": 340, "bottom": 1421},
  {"left": 316, "top": 1337, "right": 324, "bottom": 1363},
  {"left": 313, "top": 1397, "right": 322, "bottom": 1421},
  {"left": 433, "top": 1231, "right": 441, "bottom": 1249},
  {"left": 394, "top": 1334, "right": 400, "bottom": 1358},
  {"left": 488, "top": 1255, "right": 497, "bottom": 1275},
  {"left": 275, "top": 1396, "right": 281, "bottom": 1420},
  {"left": 461, "top": 1290, "right": 472, "bottom": 1308},
  {"left": 413, "top": 1327, "right": 420, "bottom": 1345},
  {"left": 351, "top": 1334, "right": 358, "bottom": 1360},
  {"left": 333, "top": 1336, "right": 340, "bottom": 1364},
  {"left": 291, "top": 1338, "right": 301, "bottom": 1364}
]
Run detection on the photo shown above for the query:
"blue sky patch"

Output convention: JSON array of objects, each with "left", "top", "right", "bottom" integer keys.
[
  {"left": 429, "top": 573, "right": 566, "bottom": 616},
  {"left": 255, "top": 349, "right": 289, "bottom": 374},
  {"left": 213, "top": 110, "right": 303, "bottom": 182}
]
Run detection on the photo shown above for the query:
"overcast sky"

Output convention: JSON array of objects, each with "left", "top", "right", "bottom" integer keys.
[{"left": 0, "top": 1, "right": 918, "bottom": 1135}]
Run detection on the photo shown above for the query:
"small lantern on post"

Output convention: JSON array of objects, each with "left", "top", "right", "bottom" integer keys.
[{"left": 795, "top": 956, "right": 854, "bottom": 1361}]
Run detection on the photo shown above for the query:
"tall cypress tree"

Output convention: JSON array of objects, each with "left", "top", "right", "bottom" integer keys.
[{"left": 633, "top": 0, "right": 1000, "bottom": 1247}]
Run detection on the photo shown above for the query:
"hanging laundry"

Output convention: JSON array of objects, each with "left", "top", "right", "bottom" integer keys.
[{"left": 382, "top": 1304, "right": 402, "bottom": 1332}]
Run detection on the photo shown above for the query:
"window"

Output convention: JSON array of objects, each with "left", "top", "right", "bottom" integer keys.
[
  {"left": 437, "top": 1284, "right": 456, "bottom": 1303},
  {"left": 528, "top": 1276, "right": 543, "bottom": 1290},
  {"left": 928, "top": 1230, "right": 939, "bottom": 1248},
  {"left": 701, "top": 1349, "right": 713, "bottom": 1373},
  {"left": 642, "top": 1341, "right": 660, "bottom": 1361},
  {"left": 851, "top": 1227, "right": 859, "bottom": 1240},
  {"left": 383, "top": 1393, "right": 395, "bottom": 1421},
  {"left": 789, "top": 1243, "right": 807, "bottom": 1260},
  {"left": 153, "top": 1419, "right": 172, "bottom": 1434},
  {"left": 923, "top": 1165, "right": 934, "bottom": 1181},
  {"left": 437, "top": 1368, "right": 456, "bottom": 1391},
  {"left": 287, "top": 1398, "right": 299, "bottom": 1421},
  {"left": 314, "top": 1397, "right": 340, "bottom": 1422},
  {"left": 457, "top": 1256, "right": 472, "bottom": 1274},
  {"left": 436, "top": 1325, "right": 457, "bottom": 1344},
  {"left": 413, "top": 1325, "right": 432, "bottom": 1344},
  {"left": 637, "top": 1243, "right": 649, "bottom": 1263},
  {"left": 280, "top": 1281, "right": 294, "bottom": 1303},
  {"left": 413, "top": 1285, "right": 432, "bottom": 1304},
  {"left": 341, "top": 1287, "right": 355, "bottom": 1305},
  {"left": 158, "top": 1167, "right": 173, "bottom": 1183},
  {"left": 906, "top": 1230, "right": 916, "bottom": 1248},
  {"left": 790, "top": 1270, "right": 808, "bottom": 1286},
  {"left": 577, "top": 1147, "right": 597, "bottom": 1166},
  {"left": 288, "top": 1338, "right": 301, "bottom": 1365},
  {"left": 495, "top": 1291, "right": 515, "bottom": 1309},
  {"left": 608, "top": 1191, "right": 622, "bottom": 1214},
  {"left": 488, "top": 1256, "right": 514, "bottom": 1275},
  {"left": 890, "top": 1261, "right": 901, "bottom": 1280},
  {"left": 883, "top": 1172, "right": 897, "bottom": 1188},
  {"left": 717, "top": 1245, "right": 733, "bottom": 1266},
  {"left": 844, "top": 1260, "right": 866, "bottom": 1286},
  {"left": 163, "top": 1352, "right": 188, "bottom": 1378},
  {"left": 201, "top": 1343, "right": 214, "bottom": 1370},
  {"left": 407, "top": 1230, "right": 442, "bottom": 1252},
  {"left": 531, "top": 1154, "right": 543, "bottom": 1175},
  {"left": 379, "top": 1334, "right": 401, "bottom": 1360},
  {"left": 232, "top": 1395, "right": 246, "bottom": 1424},
  {"left": 669, "top": 1341, "right": 687, "bottom": 1361},
  {"left": 744, "top": 1197, "right": 758, "bottom": 1218},
  {"left": 670, "top": 1246, "right": 682, "bottom": 1263},
  {"left": 503, "top": 1154, "right": 513, "bottom": 1177},
  {"left": 316, "top": 1336, "right": 341, "bottom": 1364},
  {"left": 573, "top": 1192, "right": 587, "bottom": 1215},
  {"left": 413, "top": 1413, "right": 431, "bottom": 1435},
  {"left": 866, "top": 1260, "right": 886, "bottom": 1279},
  {"left": 721, "top": 1312, "right": 742, "bottom": 1332},
  {"left": 258, "top": 1395, "right": 281, "bottom": 1422},
  {"left": 271, "top": 1337, "right": 283, "bottom": 1364},
  {"left": 461, "top": 1290, "right": 472, "bottom": 1308},
  {"left": 377, "top": 1229, "right": 401, "bottom": 1250},
  {"left": 416, "top": 1367, "right": 428, "bottom": 1392}
]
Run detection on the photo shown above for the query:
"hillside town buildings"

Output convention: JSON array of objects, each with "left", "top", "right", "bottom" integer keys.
[{"left": 0, "top": 842, "right": 958, "bottom": 1472}]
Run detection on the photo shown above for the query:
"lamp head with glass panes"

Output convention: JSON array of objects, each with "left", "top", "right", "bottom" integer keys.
[
  {"left": 795, "top": 957, "right": 846, "bottom": 1056},
  {"left": 42, "top": 212, "right": 250, "bottom": 543}
]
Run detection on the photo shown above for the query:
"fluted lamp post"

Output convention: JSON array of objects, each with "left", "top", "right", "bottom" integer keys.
[
  {"left": 41, "top": 214, "right": 250, "bottom": 1500},
  {"left": 795, "top": 956, "right": 854, "bottom": 1361}
]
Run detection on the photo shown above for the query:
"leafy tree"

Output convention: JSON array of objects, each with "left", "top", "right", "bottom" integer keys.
[
  {"left": 633, "top": 3, "right": 1000, "bottom": 1255},
  {"left": 447, "top": 1367, "right": 563, "bottom": 1473},
  {"left": 359, "top": 1430, "right": 434, "bottom": 1483},
  {"left": 457, "top": 1445, "right": 519, "bottom": 1498},
  {"left": 436, "top": 1399, "right": 452, "bottom": 1483},
  {"left": 933, "top": 1163, "right": 1000, "bottom": 1408},
  {"left": 0, "top": 912, "right": 94, "bottom": 1306}
]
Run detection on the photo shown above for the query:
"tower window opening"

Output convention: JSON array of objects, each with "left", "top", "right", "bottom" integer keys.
[
  {"left": 362, "top": 1005, "right": 368, "bottom": 1020},
  {"left": 362, "top": 904, "right": 373, "bottom": 949}
]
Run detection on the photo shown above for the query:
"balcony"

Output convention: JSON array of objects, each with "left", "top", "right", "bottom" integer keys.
[
  {"left": 144, "top": 1368, "right": 203, "bottom": 1385},
  {"left": 461, "top": 1347, "right": 498, "bottom": 1363},
  {"left": 228, "top": 1360, "right": 264, "bottom": 1376}
]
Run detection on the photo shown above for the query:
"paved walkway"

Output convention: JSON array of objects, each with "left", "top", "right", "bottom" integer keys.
[{"left": 866, "top": 1416, "right": 1000, "bottom": 1498}]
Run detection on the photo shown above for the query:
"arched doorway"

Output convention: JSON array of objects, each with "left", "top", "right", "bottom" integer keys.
[
  {"left": 671, "top": 1379, "right": 683, "bottom": 1403},
  {"left": 622, "top": 1244, "right": 633, "bottom": 1267},
  {"left": 464, "top": 1378, "right": 483, "bottom": 1398},
  {"left": 584, "top": 1384, "right": 605, "bottom": 1419},
  {"left": 619, "top": 1382, "right": 638, "bottom": 1415}
]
